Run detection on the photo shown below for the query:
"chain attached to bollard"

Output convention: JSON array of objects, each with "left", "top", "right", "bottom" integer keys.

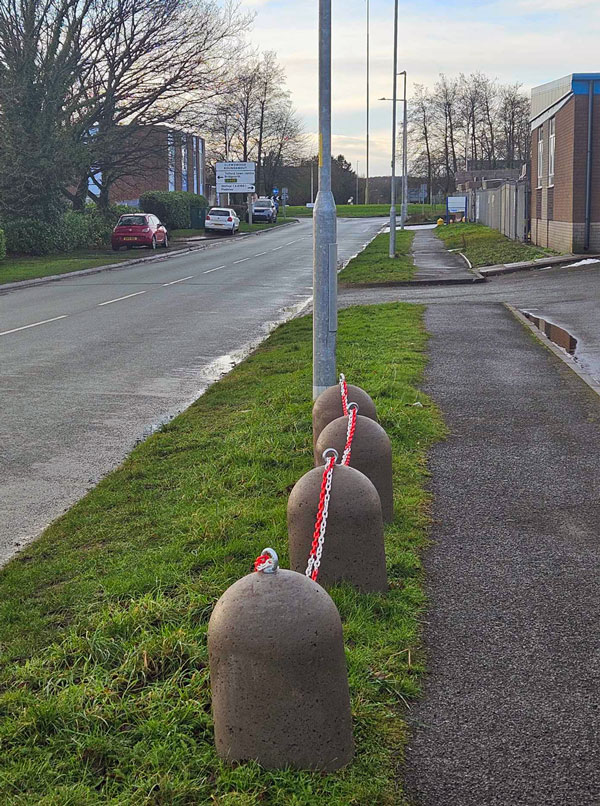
[
  {"left": 254, "top": 547, "right": 279, "bottom": 573},
  {"left": 305, "top": 448, "right": 338, "bottom": 582},
  {"left": 341, "top": 402, "right": 358, "bottom": 466},
  {"left": 339, "top": 373, "right": 349, "bottom": 416}
]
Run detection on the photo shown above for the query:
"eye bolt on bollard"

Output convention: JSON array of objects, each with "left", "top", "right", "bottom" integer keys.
[
  {"left": 208, "top": 547, "right": 354, "bottom": 770},
  {"left": 288, "top": 449, "right": 388, "bottom": 593}
]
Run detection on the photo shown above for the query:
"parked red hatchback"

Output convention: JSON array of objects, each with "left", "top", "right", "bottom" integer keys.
[{"left": 112, "top": 213, "right": 168, "bottom": 251}]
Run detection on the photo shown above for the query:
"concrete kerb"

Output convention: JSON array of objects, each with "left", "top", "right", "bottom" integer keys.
[
  {"left": 480, "top": 252, "right": 600, "bottom": 277},
  {"left": 0, "top": 219, "right": 300, "bottom": 295},
  {"left": 505, "top": 303, "right": 600, "bottom": 399}
]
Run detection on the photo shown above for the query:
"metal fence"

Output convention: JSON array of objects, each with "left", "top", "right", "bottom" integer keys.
[{"left": 466, "top": 180, "right": 529, "bottom": 242}]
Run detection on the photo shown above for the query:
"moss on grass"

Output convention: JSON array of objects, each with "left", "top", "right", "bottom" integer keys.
[
  {"left": 436, "top": 222, "right": 555, "bottom": 268},
  {"left": 0, "top": 304, "right": 444, "bottom": 805},
  {"left": 338, "top": 231, "right": 416, "bottom": 284}
]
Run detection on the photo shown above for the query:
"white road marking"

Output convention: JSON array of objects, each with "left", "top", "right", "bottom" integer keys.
[
  {"left": 98, "top": 291, "right": 147, "bottom": 306},
  {"left": 203, "top": 266, "right": 226, "bottom": 274},
  {"left": 254, "top": 252, "right": 268, "bottom": 257},
  {"left": 272, "top": 245, "right": 284, "bottom": 251},
  {"left": 234, "top": 257, "right": 250, "bottom": 264},
  {"left": 0, "top": 315, "right": 68, "bottom": 337},
  {"left": 162, "top": 275, "right": 194, "bottom": 286},
  {"left": 285, "top": 240, "right": 299, "bottom": 245}
]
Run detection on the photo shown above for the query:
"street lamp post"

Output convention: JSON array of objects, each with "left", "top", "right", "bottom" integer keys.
[
  {"left": 313, "top": 0, "right": 337, "bottom": 399},
  {"left": 365, "top": 0, "right": 370, "bottom": 205},
  {"left": 356, "top": 159, "right": 359, "bottom": 204},
  {"left": 399, "top": 70, "right": 408, "bottom": 229},
  {"left": 389, "top": 0, "right": 399, "bottom": 258}
]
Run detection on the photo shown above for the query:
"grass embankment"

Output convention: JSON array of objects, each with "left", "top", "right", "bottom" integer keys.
[
  {"left": 0, "top": 250, "right": 136, "bottom": 285},
  {"left": 0, "top": 303, "right": 443, "bottom": 804},
  {"left": 286, "top": 203, "right": 445, "bottom": 220},
  {"left": 436, "top": 222, "right": 555, "bottom": 268},
  {"left": 339, "top": 230, "right": 416, "bottom": 284}
]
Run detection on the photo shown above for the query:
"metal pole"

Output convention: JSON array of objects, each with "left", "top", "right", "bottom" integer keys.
[
  {"left": 313, "top": 0, "right": 337, "bottom": 399},
  {"left": 389, "top": 0, "right": 398, "bottom": 258},
  {"left": 310, "top": 161, "right": 314, "bottom": 204},
  {"left": 365, "top": 0, "right": 370, "bottom": 205},
  {"left": 356, "top": 159, "right": 359, "bottom": 204},
  {"left": 248, "top": 192, "right": 253, "bottom": 226},
  {"left": 401, "top": 71, "right": 408, "bottom": 229}
]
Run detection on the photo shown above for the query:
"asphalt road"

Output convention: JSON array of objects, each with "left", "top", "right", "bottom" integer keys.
[{"left": 0, "top": 217, "right": 384, "bottom": 563}]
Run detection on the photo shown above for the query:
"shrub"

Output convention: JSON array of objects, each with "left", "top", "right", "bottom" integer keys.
[
  {"left": 4, "top": 218, "right": 59, "bottom": 255},
  {"left": 0, "top": 228, "right": 5, "bottom": 261},
  {"left": 140, "top": 191, "right": 207, "bottom": 230}
]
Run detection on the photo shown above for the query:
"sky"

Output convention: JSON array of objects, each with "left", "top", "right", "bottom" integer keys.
[{"left": 240, "top": 0, "right": 600, "bottom": 176}]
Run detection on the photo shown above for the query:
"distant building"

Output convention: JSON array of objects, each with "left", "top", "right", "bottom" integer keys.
[
  {"left": 530, "top": 74, "right": 600, "bottom": 252},
  {"left": 108, "top": 126, "right": 206, "bottom": 205}
]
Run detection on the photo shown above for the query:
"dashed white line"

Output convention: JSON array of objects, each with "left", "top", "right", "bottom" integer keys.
[
  {"left": 285, "top": 240, "right": 299, "bottom": 245},
  {"left": 254, "top": 252, "right": 268, "bottom": 257},
  {"left": 272, "top": 245, "right": 284, "bottom": 251},
  {"left": 203, "top": 265, "right": 226, "bottom": 274},
  {"left": 0, "top": 315, "right": 68, "bottom": 337},
  {"left": 234, "top": 257, "right": 250, "bottom": 264},
  {"left": 162, "top": 275, "right": 194, "bottom": 286},
  {"left": 98, "top": 291, "right": 148, "bottom": 306}
]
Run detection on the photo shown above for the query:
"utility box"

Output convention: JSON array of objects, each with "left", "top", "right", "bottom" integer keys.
[{"left": 190, "top": 205, "right": 206, "bottom": 229}]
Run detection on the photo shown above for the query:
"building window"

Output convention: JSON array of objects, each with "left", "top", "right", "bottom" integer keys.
[
  {"left": 168, "top": 132, "right": 176, "bottom": 191},
  {"left": 193, "top": 136, "right": 198, "bottom": 194},
  {"left": 548, "top": 117, "right": 555, "bottom": 186},
  {"left": 537, "top": 126, "right": 544, "bottom": 188},
  {"left": 181, "top": 134, "right": 188, "bottom": 191}
]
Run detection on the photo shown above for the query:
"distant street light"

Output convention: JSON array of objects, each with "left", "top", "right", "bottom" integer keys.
[
  {"left": 380, "top": 70, "right": 409, "bottom": 233},
  {"left": 388, "top": 0, "right": 398, "bottom": 257},
  {"left": 365, "top": 0, "right": 370, "bottom": 205}
]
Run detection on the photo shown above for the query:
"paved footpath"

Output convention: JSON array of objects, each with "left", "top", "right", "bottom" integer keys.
[
  {"left": 411, "top": 226, "right": 474, "bottom": 281},
  {"left": 403, "top": 301, "right": 600, "bottom": 805}
]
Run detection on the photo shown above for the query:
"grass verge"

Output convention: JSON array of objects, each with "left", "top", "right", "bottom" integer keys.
[
  {"left": 0, "top": 250, "right": 136, "bottom": 285},
  {"left": 285, "top": 203, "right": 444, "bottom": 219},
  {"left": 0, "top": 304, "right": 444, "bottom": 805},
  {"left": 435, "top": 222, "right": 555, "bottom": 267},
  {"left": 339, "top": 231, "right": 416, "bottom": 284}
]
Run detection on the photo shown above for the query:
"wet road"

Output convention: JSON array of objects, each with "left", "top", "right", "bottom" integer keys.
[{"left": 0, "top": 217, "right": 384, "bottom": 562}]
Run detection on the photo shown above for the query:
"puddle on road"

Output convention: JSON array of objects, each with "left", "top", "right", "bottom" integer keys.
[{"left": 521, "top": 311, "right": 578, "bottom": 355}]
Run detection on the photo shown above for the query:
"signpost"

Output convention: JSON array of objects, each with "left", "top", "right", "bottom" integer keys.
[
  {"left": 446, "top": 194, "right": 468, "bottom": 223},
  {"left": 216, "top": 162, "right": 256, "bottom": 222},
  {"left": 282, "top": 187, "right": 289, "bottom": 218}
]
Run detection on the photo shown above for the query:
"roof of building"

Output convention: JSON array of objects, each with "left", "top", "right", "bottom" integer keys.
[{"left": 531, "top": 74, "right": 600, "bottom": 127}]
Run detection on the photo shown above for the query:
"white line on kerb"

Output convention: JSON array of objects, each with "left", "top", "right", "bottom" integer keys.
[
  {"left": 162, "top": 275, "right": 194, "bottom": 286},
  {"left": 0, "top": 314, "right": 68, "bottom": 337},
  {"left": 98, "top": 291, "right": 147, "bottom": 306},
  {"left": 204, "top": 265, "right": 225, "bottom": 274},
  {"left": 234, "top": 257, "right": 250, "bottom": 264}
]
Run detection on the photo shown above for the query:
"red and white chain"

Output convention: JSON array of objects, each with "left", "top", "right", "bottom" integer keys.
[
  {"left": 254, "top": 547, "right": 278, "bottom": 574},
  {"left": 339, "top": 373, "right": 349, "bottom": 416},
  {"left": 305, "top": 448, "right": 337, "bottom": 582},
  {"left": 341, "top": 402, "right": 358, "bottom": 465}
]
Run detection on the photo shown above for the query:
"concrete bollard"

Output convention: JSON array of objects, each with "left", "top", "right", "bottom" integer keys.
[
  {"left": 208, "top": 548, "right": 354, "bottom": 771},
  {"left": 288, "top": 461, "right": 388, "bottom": 592},
  {"left": 312, "top": 382, "right": 377, "bottom": 449},
  {"left": 315, "top": 415, "right": 394, "bottom": 523}
]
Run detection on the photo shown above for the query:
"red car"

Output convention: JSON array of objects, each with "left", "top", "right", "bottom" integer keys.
[{"left": 112, "top": 213, "right": 169, "bottom": 251}]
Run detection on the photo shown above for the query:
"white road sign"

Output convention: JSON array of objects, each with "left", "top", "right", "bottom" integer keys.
[{"left": 216, "top": 161, "right": 256, "bottom": 194}]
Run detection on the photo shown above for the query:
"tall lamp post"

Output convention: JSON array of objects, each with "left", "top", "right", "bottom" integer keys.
[
  {"left": 365, "top": 0, "right": 370, "bottom": 205},
  {"left": 388, "top": 0, "right": 398, "bottom": 258},
  {"left": 313, "top": 0, "right": 337, "bottom": 398},
  {"left": 399, "top": 70, "right": 408, "bottom": 229}
]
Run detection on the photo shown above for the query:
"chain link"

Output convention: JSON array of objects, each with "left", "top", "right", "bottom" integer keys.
[
  {"left": 305, "top": 453, "right": 336, "bottom": 581},
  {"left": 339, "top": 373, "right": 349, "bottom": 416},
  {"left": 341, "top": 403, "right": 358, "bottom": 465}
]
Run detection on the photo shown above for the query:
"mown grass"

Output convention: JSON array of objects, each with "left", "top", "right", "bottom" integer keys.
[
  {"left": 435, "top": 222, "right": 555, "bottom": 268},
  {"left": 0, "top": 250, "right": 135, "bottom": 284},
  {"left": 339, "top": 231, "right": 416, "bottom": 284},
  {"left": 286, "top": 203, "right": 445, "bottom": 219},
  {"left": 0, "top": 303, "right": 444, "bottom": 805}
]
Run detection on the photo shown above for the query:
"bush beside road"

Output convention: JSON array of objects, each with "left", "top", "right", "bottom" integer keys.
[
  {"left": 0, "top": 303, "right": 443, "bottom": 804},
  {"left": 339, "top": 231, "right": 416, "bottom": 284},
  {"left": 436, "top": 222, "right": 554, "bottom": 268}
]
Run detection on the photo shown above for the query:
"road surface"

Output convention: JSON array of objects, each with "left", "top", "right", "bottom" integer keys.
[{"left": 0, "top": 217, "right": 383, "bottom": 563}]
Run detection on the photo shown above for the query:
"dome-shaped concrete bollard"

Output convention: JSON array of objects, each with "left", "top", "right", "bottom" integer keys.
[
  {"left": 312, "top": 383, "right": 377, "bottom": 448},
  {"left": 288, "top": 463, "right": 387, "bottom": 592},
  {"left": 208, "top": 548, "right": 354, "bottom": 771},
  {"left": 315, "top": 415, "right": 394, "bottom": 523}
]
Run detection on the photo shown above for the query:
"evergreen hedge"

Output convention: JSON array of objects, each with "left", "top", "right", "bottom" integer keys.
[
  {"left": 0, "top": 228, "right": 5, "bottom": 260},
  {"left": 139, "top": 190, "right": 207, "bottom": 230}
]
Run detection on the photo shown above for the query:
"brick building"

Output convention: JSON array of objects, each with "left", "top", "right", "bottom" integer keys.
[
  {"left": 108, "top": 126, "right": 206, "bottom": 205},
  {"left": 530, "top": 74, "right": 600, "bottom": 252}
]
